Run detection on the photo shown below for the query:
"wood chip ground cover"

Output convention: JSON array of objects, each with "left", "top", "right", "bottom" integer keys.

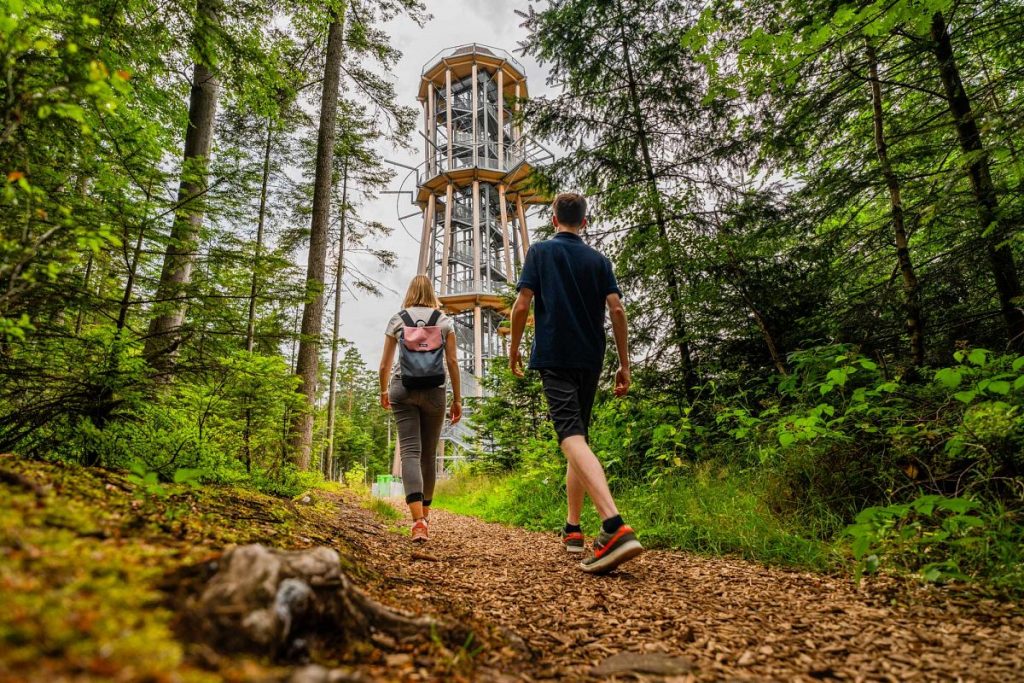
[{"left": 1, "top": 458, "right": 1022, "bottom": 682}]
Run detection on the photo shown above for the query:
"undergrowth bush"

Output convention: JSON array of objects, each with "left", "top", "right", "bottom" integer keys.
[{"left": 456, "top": 344, "right": 1024, "bottom": 591}]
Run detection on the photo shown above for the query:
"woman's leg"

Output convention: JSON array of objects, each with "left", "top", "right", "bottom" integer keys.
[
  {"left": 418, "top": 387, "right": 446, "bottom": 516},
  {"left": 390, "top": 382, "right": 425, "bottom": 520}
]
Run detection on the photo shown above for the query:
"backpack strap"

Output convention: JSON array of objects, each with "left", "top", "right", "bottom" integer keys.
[
  {"left": 426, "top": 309, "right": 442, "bottom": 327},
  {"left": 398, "top": 309, "right": 416, "bottom": 328}
]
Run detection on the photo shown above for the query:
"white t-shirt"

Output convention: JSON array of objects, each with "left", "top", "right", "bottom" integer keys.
[{"left": 385, "top": 306, "right": 455, "bottom": 379}]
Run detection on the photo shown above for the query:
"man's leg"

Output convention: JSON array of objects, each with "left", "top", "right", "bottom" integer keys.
[
  {"left": 561, "top": 436, "right": 618, "bottom": 520},
  {"left": 565, "top": 461, "right": 585, "bottom": 526},
  {"left": 541, "top": 369, "right": 641, "bottom": 573}
]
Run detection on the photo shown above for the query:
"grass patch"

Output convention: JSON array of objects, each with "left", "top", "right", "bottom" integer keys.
[
  {"left": 435, "top": 462, "right": 835, "bottom": 571},
  {"left": 363, "top": 496, "right": 402, "bottom": 522}
]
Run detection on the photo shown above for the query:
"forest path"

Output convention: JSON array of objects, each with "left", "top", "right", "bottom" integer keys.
[{"left": 347, "top": 503, "right": 1024, "bottom": 682}]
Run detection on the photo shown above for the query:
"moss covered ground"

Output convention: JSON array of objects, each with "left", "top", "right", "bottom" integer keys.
[{"left": 0, "top": 455, "right": 365, "bottom": 682}]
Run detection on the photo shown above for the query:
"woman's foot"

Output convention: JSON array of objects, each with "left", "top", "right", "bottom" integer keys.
[{"left": 411, "top": 518, "right": 429, "bottom": 543}]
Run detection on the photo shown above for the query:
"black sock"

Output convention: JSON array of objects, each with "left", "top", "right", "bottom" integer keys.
[
  {"left": 564, "top": 522, "right": 582, "bottom": 534},
  {"left": 601, "top": 515, "right": 624, "bottom": 535}
]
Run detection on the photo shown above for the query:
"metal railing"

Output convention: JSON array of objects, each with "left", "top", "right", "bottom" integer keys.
[{"left": 422, "top": 43, "right": 526, "bottom": 76}]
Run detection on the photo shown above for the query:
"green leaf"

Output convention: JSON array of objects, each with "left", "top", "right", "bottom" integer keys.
[
  {"left": 1012, "top": 357, "right": 1024, "bottom": 372},
  {"left": 934, "top": 367, "right": 962, "bottom": 389},
  {"left": 986, "top": 380, "right": 1011, "bottom": 395},
  {"left": 953, "top": 390, "right": 976, "bottom": 404},
  {"left": 778, "top": 431, "right": 796, "bottom": 447},
  {"left": 173, "top": 468, "right": 201, "bottom": 484},
  {"left": 967, "top": 349, "right": 988, "bottom": 366}
]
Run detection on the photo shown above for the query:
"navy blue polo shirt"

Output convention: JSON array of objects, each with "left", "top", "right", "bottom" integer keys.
[{"left": 516, "top": 231, "right": 622, "bottom": 370}]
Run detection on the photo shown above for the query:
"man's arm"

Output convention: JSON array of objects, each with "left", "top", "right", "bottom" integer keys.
[
  {"left": 607, "top": 293, "right": 630, "bottom": 396},
  {"left": 509, "top": 288, "right": 533, "bottom": 378}
]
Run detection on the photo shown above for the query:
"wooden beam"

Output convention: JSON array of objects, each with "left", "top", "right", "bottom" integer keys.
[
  {"left": 473, "top": 304, "right": 483, "bottom": 389},
  {"left": 439, "top": 183, "right": 454, "bottom": 295},
  {"left": 471, "top": 62, "right": 478, "bottom": 168},
  {"left": 427, "top": 82, "right": 435, "bottom": 176},
  {"left": 514, "top": 80, "right": 521, "bottom": 163},
  {"left": 516, "top": 194, "right": 530, "bottom": 258},
  {"left": 418, "top": 193, "right": 435, "bottom": 273},
  {"left": 472, "top": 180, "right": 481, "bottom": 291},
  {"left": 498, "top": 184, "right": 514, "bottom": 283},
  {"left": 445, "top": 68, "right": 453, "bottom": 171},
  {"left": 497, "top": 68, "right": 504, "bottom": 170}
]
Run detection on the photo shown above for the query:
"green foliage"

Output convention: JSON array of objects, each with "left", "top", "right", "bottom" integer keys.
[
  {"left": 463, "top": 343, "right": 1024, "bottom": 591},
  {"left": 845, "top": 495, "right": 1024, "bottom": 591}
]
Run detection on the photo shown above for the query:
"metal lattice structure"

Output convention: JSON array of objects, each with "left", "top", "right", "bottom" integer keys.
[{"left": 414, "top": 44, "right": 552, "bottom": 399}]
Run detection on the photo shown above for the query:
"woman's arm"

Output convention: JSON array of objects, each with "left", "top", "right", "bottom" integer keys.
[
  {"left": 378, "top": 335, "right": 397, "bottom": 410},
  {"left": 444, "top": 330, "right": 462, "bottom": 424}
]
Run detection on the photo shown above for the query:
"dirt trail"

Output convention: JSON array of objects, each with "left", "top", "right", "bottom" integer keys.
[{"left": 346, "top": 504, "right": 1024, "bottom": 682}]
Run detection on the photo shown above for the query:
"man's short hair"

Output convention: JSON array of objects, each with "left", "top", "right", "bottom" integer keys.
[{"left": 553, "top": 192, "right": 587, "bottom": 228}]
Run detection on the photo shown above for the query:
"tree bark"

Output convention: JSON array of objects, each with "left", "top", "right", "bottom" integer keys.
[
  {"left": 931, "top": 11, "right": 1024, "bottom": 350},
  {"left": 292, "top": 15, "right": 346, "bottom": 470},
  {"left": 615, "top": 0, "right": 697, "bottom": 393},
  {"left": 324, "top": 160, "right": 348, "bottom": 480},
  {"left": 866, "top": 41, "right": 925, "bottom": 367},
  {"left": 144, "top": 15, "right": 220, "bottom": 372}
]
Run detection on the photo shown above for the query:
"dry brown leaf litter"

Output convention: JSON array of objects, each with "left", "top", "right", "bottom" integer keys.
[{"left": 339, "top": 500, "right": 1024, "bottom": 682}]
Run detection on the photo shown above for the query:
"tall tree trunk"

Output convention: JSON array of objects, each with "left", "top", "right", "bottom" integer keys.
[
  {"left": 292, "top": 15, "right": 346, "bottom": 470},
  {"left": 144, "top": 14, "right": 220, "bottom": 372},
  {"left": 73, "top": 176, "right": 92, "bottom": 336},
  {"left": 246, "top": 120, "right": 274, "bottom": 353},
  {"left": 614, "top": 0, "right": 697, "bottom": 392},
  {"left": 931, "top": 12, "right": 1024, "bottom": 350},
  {"left": 117, "top": 219, "right": 147, "bottom": 333},
  {"left": 866, "top": 42, "right": 925, "bottom": 367},
  {"left": 324, "top": 160, "right": 348, "bottom": 480},
  {"left": 242, "top": 119, "right": 274, "bottom": 473}
]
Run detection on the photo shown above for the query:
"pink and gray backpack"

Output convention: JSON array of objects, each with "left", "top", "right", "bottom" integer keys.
[{"left": 397, "top": 309, "right": 446, "bottom": 389}]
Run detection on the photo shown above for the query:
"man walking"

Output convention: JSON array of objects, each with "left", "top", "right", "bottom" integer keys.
[{"left": 509, "top": 192, "right": 643, "bottom": 574}]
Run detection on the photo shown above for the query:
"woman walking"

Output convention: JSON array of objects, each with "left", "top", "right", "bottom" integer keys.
[{"left": 378, "top": 275, "right": 462, "bottom": 543}]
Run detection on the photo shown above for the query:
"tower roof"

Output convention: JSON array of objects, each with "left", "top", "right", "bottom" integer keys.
[{"left": 419, "top": 43, "right": 528, "bottom": 100}]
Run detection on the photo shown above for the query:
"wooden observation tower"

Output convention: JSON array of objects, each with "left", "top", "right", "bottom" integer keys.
[{"left": 414, "top": 44, "right": 551, "bottom": 398}]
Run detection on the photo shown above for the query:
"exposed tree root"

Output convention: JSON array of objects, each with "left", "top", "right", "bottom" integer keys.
[{"left": 178, "top": 544, "right": 462, "bottom": 661}]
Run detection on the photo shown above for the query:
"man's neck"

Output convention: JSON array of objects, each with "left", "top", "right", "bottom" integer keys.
[{"left": 555, "top": 226, "right": 583, "bottom": 235}]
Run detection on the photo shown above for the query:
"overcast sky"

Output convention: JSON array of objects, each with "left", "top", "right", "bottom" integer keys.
[{"left": 338, "top": 0, "right": 554, "bottom": 366}]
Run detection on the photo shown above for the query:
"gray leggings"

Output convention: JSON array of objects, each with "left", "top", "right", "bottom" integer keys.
[{"left": 389, "top": 377, "right": 446, "bottom": 504}]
